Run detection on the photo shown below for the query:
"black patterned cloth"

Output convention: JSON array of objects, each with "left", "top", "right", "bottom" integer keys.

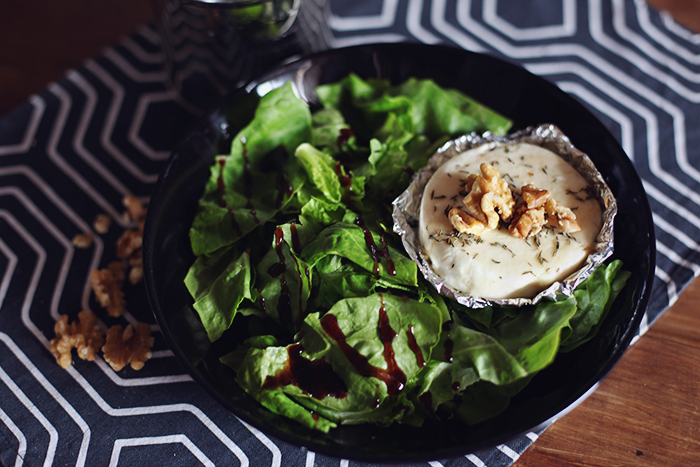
[{"left": 0, "top": 1, "right": 697, "bottom": 465}]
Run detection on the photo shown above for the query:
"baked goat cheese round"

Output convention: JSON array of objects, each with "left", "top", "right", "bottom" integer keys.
[{"left": 418, "top": 142, "right": 603, "bottom": 300}]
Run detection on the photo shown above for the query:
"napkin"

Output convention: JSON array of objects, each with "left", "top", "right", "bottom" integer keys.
[{"left": 0, "top": 0, "right": 696, "bottom": 465}]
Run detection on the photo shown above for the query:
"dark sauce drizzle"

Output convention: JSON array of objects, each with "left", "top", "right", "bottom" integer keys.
[
  {"left": 267, "top": 227, "right": 292, "bottom": 325},
  {"left": 240, "top": 139, "right": 260, "bottom": 224},
  {"left": 442, "top": 321, "right": 454, "bottom": 363},
  {"left": 256, "top": 287, "right": 266, "bottom": 313},
  {"left": 217, "top": 158, "right": 242, "bottom": 236},
  {"left": 267, "top": 227, "right": 311, "bottom": 328},
  {"left": 354, "top": 217, "right": 396, "bottom": 277},
  {"left": 334, "top": 161, "right": 353, "bottom": 190},
  {"left": 275, "top": 171, "right": 294, "bottom": 208},
  {"left": 320, "top": 294, "right": 406, "bottom": 395},
  {"left": 337, "top": 128, "right": 354, "bottom": 148},
  {"left": 267, "top": 228, "right": 287, "bottom": 277},
  {"left": 406, "top": 325, "right": 425, "bottom": 368},
  {"left": 289, "top": 223, "right": 302, "bottom": 256},
  {"left": 263, "top": 343, "right": 347, "bottom": 400}
]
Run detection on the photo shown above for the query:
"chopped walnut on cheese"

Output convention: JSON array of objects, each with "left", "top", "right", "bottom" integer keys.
[
  {"left": 461, "top": 162, "right": 515, "bottom": 230},
  {"left": 449, "top": 166, "right": 580, "bottom": 241},
  {"left": 545, "top": 197, "right": 580, "bottom": 234},
  {"left": 449, "top": 207, "right": 486, "bottom": 235},
  {"left": 508, "top": 184, "right": 549, "bottom": 238},
  {"left": 420, "top": 142, "right": 603, "bottom": 300}
]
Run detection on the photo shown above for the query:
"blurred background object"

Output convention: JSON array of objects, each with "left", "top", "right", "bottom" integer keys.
[{"left": 156, "top": 0, "right": 330, "bottom": 111}]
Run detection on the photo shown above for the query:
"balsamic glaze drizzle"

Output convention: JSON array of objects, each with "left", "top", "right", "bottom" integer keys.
[
  {"left": 442, "top": 321, "right": 454, "bottom": 363},
  {"left": 320, "top": 294, "right": 406, "bottom": 395},
  {"left": 354, "top": 217, "right": 397, "bottom": 277},
  {"left": 217, "top": 158, "right": 242, "bottom": 236},
  {"left": 240, "top": 139, "right": 260, "bottom": 224},
  {"left": 406, "top": 324, "right": 426, "bottom": 368},
  {"left": 266, "top": 227, "right": 312, "bottom": 328},
  {"left": 263, "top": 343, "right": 347, "bottom": 400}
]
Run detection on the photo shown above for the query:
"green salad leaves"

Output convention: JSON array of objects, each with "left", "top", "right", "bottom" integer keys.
[{"left": 185, "top": 75, "right": 629, "bottom": 432}]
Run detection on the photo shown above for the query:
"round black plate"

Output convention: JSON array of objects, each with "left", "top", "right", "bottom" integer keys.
[{"left": 143, "top": 43, "right": 655, "bottom": 463}]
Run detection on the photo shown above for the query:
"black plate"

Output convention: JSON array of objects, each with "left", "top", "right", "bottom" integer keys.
[{"left": 142, "top": 43, "right": 655, "bottom": 463}]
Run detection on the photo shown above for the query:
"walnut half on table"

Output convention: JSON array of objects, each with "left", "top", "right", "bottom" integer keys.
[
  {"left": 50, "top": 310, "right": 105, "bottom": 369},
  {"left": 102, "top": 323, "right": 154, "bottom": 371}
]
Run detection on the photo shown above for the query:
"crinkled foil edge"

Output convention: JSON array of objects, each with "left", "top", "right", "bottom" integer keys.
[{"left": 392, "top": 124, "right": 617, "bottom": 308}]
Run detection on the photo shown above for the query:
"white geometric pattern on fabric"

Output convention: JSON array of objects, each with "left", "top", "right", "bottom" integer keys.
[{"left": 0, "top": 0, "right": 697, "bottom": 465}]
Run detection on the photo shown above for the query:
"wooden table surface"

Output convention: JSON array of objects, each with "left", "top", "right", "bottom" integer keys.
[{"left": 1, "top": 1, "right": 699, "bottom": 466}]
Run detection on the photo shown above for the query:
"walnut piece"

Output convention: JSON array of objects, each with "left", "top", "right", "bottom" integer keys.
[
  {"left": 107, "top": 260, "right": 126, "bottom": 283},
  {"left": 509, "top": 204, "right": 546, "bottom": 239},
  {"left": 462, "top": 163, "right": 515, "bottom": 229},
  {"left": 115, "top": 219, "right": 144, "bottom": 285},
  {"left": 102, "top": 323, "right": 153, "bottom": 371},
  {"left": 116, "top": 222, "right": 143, "bottom": 260},
  {"left": 519, "top": 184, "right": 550, "bottom": 209},
  {"left": 509, "top": 184, "right": 582, "bottom": 238},
  {"left": 509, "top": 184, "right": 550, "bottom": 238},
  {"left": 72, "top": 233, "right": 93, "bottom": 248},
  {"left": 449, "top": 207, "right": 486, "bottom": 235},
  {"left": 50, "top": 310, "right": 105, "bottom": 369},
  {"left": 93, "top": 214, "right": 112, "bottom": 234},
  {"left": 545, "top": 198, "right": 581, "bottom": 233},
  {"left": 123, "top": 195, "right": 147, "bottom": 223},
  {"left": 91, "top": 266, "right": 126, "bottom": 317},
  {"left": 127, "top": 249, "right": 143, "bottom": 285},
  {"left": 449, "top": 162, "right": 514, "bottom": 234},
  {"left": 448, "top": 166, "right": 581, "bottom": 241}
]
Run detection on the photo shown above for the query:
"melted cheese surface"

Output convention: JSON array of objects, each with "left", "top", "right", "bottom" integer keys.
[{"left": 419, "top": 143, "right": 603, "bottom": 300}]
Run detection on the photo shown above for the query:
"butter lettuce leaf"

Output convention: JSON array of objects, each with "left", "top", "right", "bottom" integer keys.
[
  {"left": 231, "top": 293, "right": 443, "bottom": 427},
  {"left": 301, "top": 222, "right": 418, "bottom": 288},
  {"left": 309, "top": 255, "right": 378, "bottom": 310},
  {"left": 189, "top": 83, "right": 311, "bottom": 256},
  {"left": 295, "top": 143, "right": 343, "bottom": 204},
  {"left": 316, "top": 74, "right": 512, "bottom": 203},
  {"left": 560, "top": 259, "right": 631, "bottom": 352},
  {"left": 316, "top": 75, "right": 511, "bottom": 144},
  {"left": 185, "top": 248, "right": 255, "bottom": 342},
  {"left": 487, "top": 297, "right": 578, "bottom": 373},
  {"left": 393, "top": 78, "right": 512, "bottom": 138}
]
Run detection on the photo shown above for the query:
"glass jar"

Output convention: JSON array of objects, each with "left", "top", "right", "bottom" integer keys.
[{"left": 157, "top": 0, "right": 330, "bottom": 111}]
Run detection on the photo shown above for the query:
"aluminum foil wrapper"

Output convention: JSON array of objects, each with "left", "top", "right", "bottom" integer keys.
[{"left": 392, "top": 124, "right": 617, "bottom": 308}]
